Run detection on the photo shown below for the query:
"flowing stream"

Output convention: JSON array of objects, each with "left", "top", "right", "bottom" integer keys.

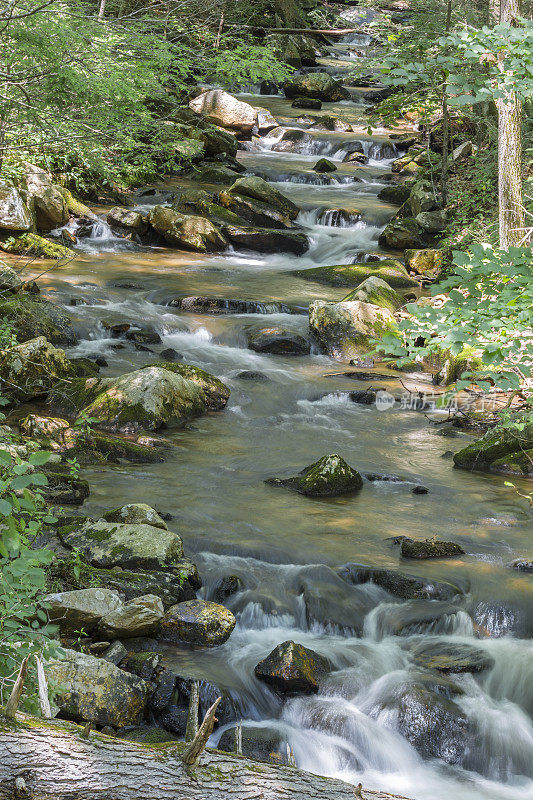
[{"left": 30, "top": 17, "right": 533, "bottom": 800}]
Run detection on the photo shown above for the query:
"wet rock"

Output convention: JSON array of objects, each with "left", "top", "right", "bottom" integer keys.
[
  {"left": 44, "top": 587, "right": 123, "bottom": 632},
  {"left": 0, "top": 180, "right": 35, "bottom": 231},
  {"left": 160, "top": 347, "right": 183, "bottom": 362},
  {"left": 412, "top": 484, "right": 429, "bottom": 494},
  {"left": 226, "top": 176, "right": 299, "bottom": 221},
  {"left": 400, "top": 539, "right": 465, "bottom": 559},
  {"left": 189, "top": 89, "right": 258, "bottom": 133},
  {"left": 371, "top": 600, "right": 464, "bottom": 637},
  {"left": 43, "top": 471, "right": 90, "bottom": 506},
  {"left": 410, "top": 640, "right": 495, "bottom": 674},
  {"left": 192, "top": 165, "right": 242, "bottom": 185},
  {"left": 254, "top": 640, "right": 330, "bottom": 694},
  {"left": 299, "top": 564, "right": 371, "bottom": 632},
  {"left": 310, "top": 116, "right": 352, "bottom": 133},
  {"left": 248, "top": 327, "right": 310, "bottom": 355},
  {"left": 0, "top": 336, "right": 76, "bottom": 402},
  {"left": 159, "top": 705, "right": 188, "bottom": 735},
  {"left": 172, "top": 188, "right": 241, "bottom": 225},
  {"left": 378, "top": 217, "right": 429, "bottom": 250},
  {"left": 98, "top": 595, "right": 164, "bottom": 639},
  {"left": 171, "top": 296, "right": 296, "bottom": 315},
  {"left": 224, "top": 225, "right": 309, "bottom": 255},
  {"left": 283, "top": 72, "right": 350, "bottom": 102},
  {"left": 107, "top": 207, "right": 148, "bottom": 234},
  {"left": 213, "top": 575, "right": 242, "bottom": 604},
  {"left": 145, "top": 361, "right": 230, "bottom": 411},
  {"left": 76, "top": 366, "right": 206, "bottom": 432},
  {"left": 256, "top": 107, "right": 278, "bottom": 134},
  {"left": 125, "top": 328, "right": 162, "bottom": 345},
  {"left": 148, "top": 206, "right": 227, "bottom": 252},
  {"left": 294, "top": 260, "right": 418, "bottom": 289},
  {"left": 509, "top": 558, "right": 533, "bottom": 573},
  {"left": 309, "top": 299, "right": 396, "bottom": 359},
  {"left": 235, "top": 370, "right": 271, "bottom": 381},
  {"left": 377, "top": 183, "right": 413, "bottom": 205},
  {"left": 313, "top": 158, "right": 337, "bottom": 173},
  {"left": 47, "top": 648, "right": 148, "bottom": 727},
  {"left": 291, "top": 97, "right": 322, "bottom": 110},
  {"left": 149, "top": 669, "right": 177, "bottom": 713},
  {"left": 160, "top": 599, "right": 236, "bottom": 647},
  {"left": 217, "top": 725, "right": 290, "bottom": 764},
  {"left": 103, "top": 503, "right": 168, "bottom": 530},
  {"left": 343, "top": 151, "right": 367, "bottom": 164},
  {"left": 341, "top": 276, "right": 403, "bottom": 312},
  {"left": 0, "top": 294, "right": 76, "bottom": 345},
  {"left": 338, "top": 563, "right": 461, "bottom": 601},
  {"left": 453, "top": 422, "right": 533, "bottom": 477},
  {"left": 266, "top": 453, "right": 363, "bottom": 497},
  {"left": 59, "top": 518, "right": 184, "bottom": 571}
]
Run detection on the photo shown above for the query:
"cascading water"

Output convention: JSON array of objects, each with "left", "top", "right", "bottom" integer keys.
[{"left": 22, "top": 12, "right": 533, "bottom": 800}]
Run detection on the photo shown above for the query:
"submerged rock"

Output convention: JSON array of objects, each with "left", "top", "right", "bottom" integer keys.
[
  {"left": 400, "top": 539, "right": 465, "bottom": 559},
  {"left": 254, "top": 640, "right": 330, "bottom": 694},
  {"left": 338, "top": 563, "right": 462, "bottom": 601},
  {"left": 266, "top": 453, "right": 363, "bottom": 497},
  {"left": 217, "top": 724, "right": 290, "bottom": 764},
  {"left": 309, "top": 299, "right": 396, "bottom": 359},
  {"left": 160, "top": 599, "right": 236, "bottom": 646},
  {"left": 410, "top": 640, "right": 495, "bottom": 674},
  {"left": 59, "top": 518, "right": 184, "bottom": 570},
  {"left": 47, "top": 648, "right": 148, "bottom": 727},
  {"left": 299, "top": 564, "right": 372, "bottom": 632},
  {"left": 509, "top": 558, "right": 533, "bottom": 573},
  {"left": 248, "top": 327, "right": 310, "bottom": 355}
]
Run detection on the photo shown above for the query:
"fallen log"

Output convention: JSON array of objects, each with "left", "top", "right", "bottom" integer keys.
[{"left": 0, "top": 715, "right": 413, "bottom": 800}]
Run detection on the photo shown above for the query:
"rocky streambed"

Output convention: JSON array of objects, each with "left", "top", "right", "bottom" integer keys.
[{"left": 1, "top": 7, "right": 533, "bottom": 800}]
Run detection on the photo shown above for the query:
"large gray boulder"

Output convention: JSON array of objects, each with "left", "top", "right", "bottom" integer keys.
[
  {"left": 44, "top": 588, "right": 123, "bottom": 632},
  {"left": 77, "top": 366, "right": 206, "bottom": 432},
  {"left": 47, "top": 649, "right": 149, "bottom": 727},
  {"left": 21, "top": 163, "right": 69, "bottom": 231},
  {"left": 148, "top": 206, "right": 227, "bottom": 252},
  {"left": 59, "top": 518, "right": 184, "bottom": 570},
  {"left": 309, "top": 299, "right": 396, "bottom": 359},
  {"left": 98, "top": 594, "right": 164, "bottom": 638},
  {"left": 159, "top": 599, "right": 236, "bottom": 646},
  {"left": 189, "top": 90, "right": 257, "bottom": 133},
  {"left": 0, "top": 181, "right": 35, "bottom": 232},
  {"left": 283, "top": 72, "right": 350, "bottom": 102}
]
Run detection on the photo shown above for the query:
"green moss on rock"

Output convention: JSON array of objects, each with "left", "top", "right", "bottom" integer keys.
[
  {"left": 266, "top": 453, "right": 363, "bottom": 497},
  {"left": 294, "top": 260, "right": 419, "bottom": 289},
  {"left": 0, "top": 232, "right": 72, "bottom": 259},
  {"left": 144, "top": 362, "right": 230, "bottom": 410}
]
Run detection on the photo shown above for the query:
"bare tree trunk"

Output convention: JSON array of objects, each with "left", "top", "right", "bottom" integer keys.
[
  {"left": 3, "top": 658, "right": 28, "bottom": 720},
  {"left": 440, "top": 0, "right": 453, "bottom": 205},
  {"left": 497, "top": 0, "right": 525, "bottom": 247},
  {"left": 0, "top": 715, "right": 411, "bottom": 800},
  {"left": 97, "top": 0, "right": 106, "bottom": 21}
]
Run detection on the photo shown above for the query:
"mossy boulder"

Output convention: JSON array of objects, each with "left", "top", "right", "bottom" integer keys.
[
  {"left": 172, "top": 189, "right": 242, "bottom": 226},
  {"left": 453, "top": 422, "right": 533, "bottom": 475},
  {"left": 0, "top": 294, "right": 76, "bottom": 344},
  {"left": 283, "top": 72, "right": 350, "bottom": 102},
  {"left": 107, "top": 207, "right": 148, "bottom": 234},
  {"left": 0, "top": 232, "right": 72, "bottom": 259},
  {"left": 191, "top": 165, "right": 241, "bottom": 185},
  {"left": 266, "top": 453, "right": 363, "bottom": 497},
  {"left": 254, "top": 640, "right": 330, "bottom": 694},
  {"left": 0, "top": 260, "right": 23, "bottom": 292},
  {"left": 313, "top": 158, "right": 337, "bottom": 173},
  {"left": 0, "top": 336, "right": 76, "bottom": 402},
  {"left": 431, "top": 346, "right": 483, "bottom": 387},
  {"left": 47, "top": 648, "right": 149, "bottom": 727},
  {"left": 309, "top": 299, "right": 396, "bottom": 359},
  {"left": 400, "top": 539, "right": 465, "bottom": 559},
  {"left": 44, "top": 587, "right": 123, "bottom": 632},
  {"left": 160, "top": 599, "right": 236, "bottom": 646},
  {"left": 342, "top": 276, "right": 404, "bottom": 311},
  {"left": 103, "top": 504, "right": 168, "bottom": 530},
  {"left": 144, "top": 362, "right": 230, "bottom": 411},
  {"left": 405, "top": 248, "right": 446, "bottom": 278},
  {"left": 59, "top": 518, "right": 184, "bottom": 570},
  {"left": 77, "top": 366, "right": 206, "bottom": 432},
  {"left": 42, "top": 470, "right": 90, "bottom": 505},
  {"left": 377, "top": 183, "right": 413, "bottom": 205},
  {"left": 490, "top": 448, "right": 533, "bottom": 476},
  {"left": 294, "top": 260, "right": 418, "bottom": 289},
  {"left": 227, "top": 176, "right": 299, "bottom": 221},
  {"left": 98, "top": 594, "right": 164, "bottom": 639},
  {"left": 378, "top": 217, "right": 429, "bottom": 250},
  {"left": 55, "top": 186, "right": 96, "bottom": 219},
  {"left": 148, "top": 205, "right": 227, "bottom": 252}
]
